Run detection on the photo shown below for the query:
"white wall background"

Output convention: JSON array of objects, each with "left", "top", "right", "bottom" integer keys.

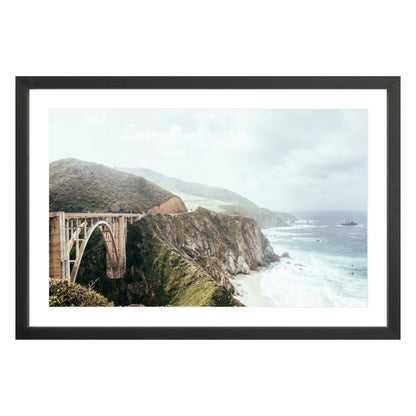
[{"left": 1, "top": 1, "right": 413, "bottom": 415}]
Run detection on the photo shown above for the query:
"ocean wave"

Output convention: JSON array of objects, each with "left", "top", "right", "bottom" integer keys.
[
  {"left": 259, "top": 213, "right": 367, "bottom": 306},
  {"left": 295, "top": 219, "right": 319, "bottom": 224},
  {"left": 291, "top": 224, "right": 330, "bottom": 230},
  {"left": 336, "top": 223, "right": 366, "bottom": 228},
  {"left": 256, "top": 239, "right": 367, "bottom": 307},
  {"left": 292, "top": 237, "right": 326, "bottom": 242},
  {"left": 259, "top": 256, "right": 367, "bottom": 307},
  {"left": 264, "top": 231, "right": 309, "bottom": 238}
]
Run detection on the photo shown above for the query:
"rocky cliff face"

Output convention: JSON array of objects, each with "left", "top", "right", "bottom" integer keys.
[
  {"left": 76, "top": 207, "right": 278, "bottom": 306},
  {"left": 147, "top": 196, "right": 188, "bottom": 214},
  {"left": 127, "top": 207, "right": 278, "bottom": 301}
]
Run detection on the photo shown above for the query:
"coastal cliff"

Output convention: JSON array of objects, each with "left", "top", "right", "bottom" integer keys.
[
  {"left": 76, "top": 207, "right": 278, "bottom": 306},
  {"left": 124, "top": 207, "right": 278, "bottom": 305}
]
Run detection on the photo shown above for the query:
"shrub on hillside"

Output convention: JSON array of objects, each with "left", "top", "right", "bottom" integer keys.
[{"left": 49, "top": 278, "right": 114, "bottom": 307}]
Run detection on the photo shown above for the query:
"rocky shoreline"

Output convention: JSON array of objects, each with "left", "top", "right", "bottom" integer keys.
[{"left": 125, "top": 207, "right": 279, "bottom": 304}]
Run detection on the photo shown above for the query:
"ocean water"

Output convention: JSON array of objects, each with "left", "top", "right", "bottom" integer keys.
[{"left": 259, "top": 211, "right": 367, "bottom": 307}]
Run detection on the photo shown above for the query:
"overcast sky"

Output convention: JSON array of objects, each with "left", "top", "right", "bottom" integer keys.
[{"left": 49, "top": 109, "right": 367, "bottom": 212}]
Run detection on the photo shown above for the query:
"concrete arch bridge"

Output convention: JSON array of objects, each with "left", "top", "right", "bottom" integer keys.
[{"left": 49, "top": 212, "right": 142, "bottom": 283}]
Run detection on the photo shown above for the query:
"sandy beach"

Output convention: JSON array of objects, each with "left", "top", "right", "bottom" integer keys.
[{"left": 231, "top": 270, "right": 273, "bottom": 307}]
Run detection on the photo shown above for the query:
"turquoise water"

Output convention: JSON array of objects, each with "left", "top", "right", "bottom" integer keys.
[{"left": 260, "top": 211, "right": 367, "bottom": 307}]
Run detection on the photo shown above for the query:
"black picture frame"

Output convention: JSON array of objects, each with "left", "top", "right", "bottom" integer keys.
[{"left": 16, "top": 76, "right": 401, "bottom": 340}]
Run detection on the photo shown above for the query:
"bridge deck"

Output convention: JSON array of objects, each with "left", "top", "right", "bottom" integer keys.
[{"left": 49, "top": 212, "right": 143, "bottom": 218}]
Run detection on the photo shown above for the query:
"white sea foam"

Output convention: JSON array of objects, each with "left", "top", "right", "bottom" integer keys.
[
  {"left": 253, "top": 214, "right": 368, "bottom": 307},
  {"left": 287, "top": 224, "right": 330, "bottom": 231},
  {"left": 294, "top": 219, "right": 319, "bottom": 224},
  {"left": 292, "top": 237, "right": 325, "bottom": 242},
  {"left": 258, "top": 250, "right": 367, "bottom": 307}
]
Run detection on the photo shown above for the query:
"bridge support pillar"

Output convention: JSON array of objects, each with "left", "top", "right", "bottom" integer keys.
[
  {"left": 104, "top": 216, "right": 127, "bottom": 279},
  {"left": 49, "top": 212, "right": 69, "bottom": 280},
  {"left": 117, "top": 216, "right": 127, "bottom": 278}
]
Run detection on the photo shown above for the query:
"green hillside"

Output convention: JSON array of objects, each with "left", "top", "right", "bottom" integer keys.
[
  {"left": 117, "top": 166, "right": 256, "bottom": 207},
  {"left": 116, "top": 166, "right": 295, "bottom": 227},
  {"left": 49, "top": 158, "right": 177, "bottom": 213}
]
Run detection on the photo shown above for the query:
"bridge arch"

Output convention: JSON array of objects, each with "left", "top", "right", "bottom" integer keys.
[
  {"left": 49, "top": 212, "right": 142, "bottom": 282},
  {"left": 70, "top": 220, "right": 119, "bottom": 283}
]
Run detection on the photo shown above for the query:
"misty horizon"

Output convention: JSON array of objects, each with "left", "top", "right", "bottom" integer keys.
[{"left": 49, "top": 109, "right": 367, "bottom": 212}]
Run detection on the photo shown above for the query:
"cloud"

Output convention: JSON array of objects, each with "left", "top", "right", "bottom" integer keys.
[{"left": 49, "top": 109, "right": 367, "bottom": 211}]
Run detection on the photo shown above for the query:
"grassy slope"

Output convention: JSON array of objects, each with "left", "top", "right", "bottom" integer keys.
[
  {"left": 50, "top": 158, "right": 176, "bottom": 213},
  {"left": 125, "top": 220, "right": 240, "bottom": 306},
  {"left": 49, "top": 278, "right": 113, "bottom": 307}
]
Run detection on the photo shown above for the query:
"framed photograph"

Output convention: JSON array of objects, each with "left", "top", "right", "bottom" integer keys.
[{"left": 16, "top": 76, "right": 400, "bottom": 339}]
